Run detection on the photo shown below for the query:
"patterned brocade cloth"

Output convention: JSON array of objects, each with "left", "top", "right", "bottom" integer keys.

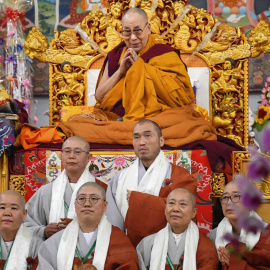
[{"left": 0, "top": 119, "right": 16, "bottom": 156}]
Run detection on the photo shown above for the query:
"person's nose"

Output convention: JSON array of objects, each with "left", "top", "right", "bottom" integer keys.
[
  {"left": 69, "top": 150, "right": 76, "bottom": 158},
  {"left": 84, "top": 198, "right": 92, "bottom": 207},
  {"left": 172, "top": 204, "right": 180, "bottom": 211},
  {"left": 130, "top": 32, "right": 138, "bottom": 40},
  {"left": 139, "top": 137, "right": 146, "bottom": 145},
  {"left": 3, "top": 210, "right": 11, "bottom": 216}
]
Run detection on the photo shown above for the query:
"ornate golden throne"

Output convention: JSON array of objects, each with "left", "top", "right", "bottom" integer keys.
[{"left": 24, "top": 0, "right": 269, "bottom": 149}]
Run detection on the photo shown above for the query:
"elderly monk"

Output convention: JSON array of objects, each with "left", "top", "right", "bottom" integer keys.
[
  {"left": 137, "top": 188, "right": 219, "bottom": 269},
  {"left": 208, "top": 180, "right": 270, "bottom": 270},
  {"left": 38, "top": 182, "right": 139, "bottom": 270},
  {"left": 0, "top": 190, "right": 43, "bottom": 270},
  {"left": 95, "top": 7, "right": 194, "bottom": 121},
  {"left": 25, "top": 136, "right": 107, "bottom": 240},
  {"left": 106, "top": 119, "right": 197, "bottom": 246}
]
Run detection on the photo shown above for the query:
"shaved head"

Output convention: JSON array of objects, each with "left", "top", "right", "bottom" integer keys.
[
  {"left": 134, "top": 119, "right": 162, "bottom": 137},
  {"left": 63, "top": 136, "right": 90, "bottom": 153},
  {"left": 77, "top": 182, "right": 106, "bottom": 200},
  {"left": 167, "top": 188, "right": 196, "bottom": 208},
  {"left": 0, "top": 190, "right": 25, "bottom": 209},
  {"left": 122, "top": 7, "right": 148, "bottom": 22}
]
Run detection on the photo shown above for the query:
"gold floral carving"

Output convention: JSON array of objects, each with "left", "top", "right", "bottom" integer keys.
[
  {"left": 24, "top": 0, "right": 269, "bottom": 146},
  {"left": 212, "top": 173, "right": 226, "bottom": 197},
  {"left": 211, "top": 58, "right": 248, "bottom": 146},
  {"left": 9, "top": 175, "right": 25, "bottom": 196},
  {"left": 249, "top": 21, "right": 270, "bottom": 58}
]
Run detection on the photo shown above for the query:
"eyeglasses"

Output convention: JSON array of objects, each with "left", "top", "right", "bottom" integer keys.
[
  {"left": 62, "top": 148, "right": 89, "bottom": 156},
  {"left": 121, "top": 22, "right": 148, "bottom": 38},
  {"left": 220, "top": 194, "right": 241, "bottom": 204},
  {"left": 76, "top": 196, "right": 105, "bottom": 205}
]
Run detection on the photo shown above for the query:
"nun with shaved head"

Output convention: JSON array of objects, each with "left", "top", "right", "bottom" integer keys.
[
  {"left": 0, "top": 190, "right": 43, "bottom": 269},
  {"left": 137, "top": 188, "right": 219, "bottom": 270},
  {"left": 24, "top": 136, "right": 107, "bottom": 241},
  {"left": 38, "top": 182, "right": 139, "bottom": 270}
]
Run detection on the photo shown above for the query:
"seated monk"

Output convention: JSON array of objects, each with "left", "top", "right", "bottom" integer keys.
[
  {"left": 137, "top": 188, "right": 219, "bottom": 269},
  {"left": 37, "top": 182, "right": 139, "bottom": 269},
  {"left": 209, "top": 180, "right": 270, "bottom": 270},
  {"left": 0, "top": 190, "right": 43, "bottom": 269},
  {"left": 95, "top": 7, "right": 194, "bottom": 121}
]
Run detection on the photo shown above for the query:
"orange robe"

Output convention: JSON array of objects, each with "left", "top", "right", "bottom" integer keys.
[
  {"left": 124, "top": 164, "right": 197, "bottom": 247},
  {"left": 164, "top": 232, "right": 219, "bottom": 270},
  {"left": 224, "top": 224, "right": 270, "bottom": 270},
  {"left": 96, "top": 34, "right": 194, "bottom": 121},
  {"left": 71, "top": 226, "right": 139, "bottom": 269}
]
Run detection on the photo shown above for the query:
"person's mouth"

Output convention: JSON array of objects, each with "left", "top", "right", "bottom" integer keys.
[
  {"left": 2, "top": 219, "right": 12, "bottom": 223},
  {"left": 170, "top": 215, "right": 181, "bottom": 219}
]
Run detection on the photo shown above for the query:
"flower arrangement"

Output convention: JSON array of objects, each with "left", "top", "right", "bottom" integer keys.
[{"left": 253, "top": 77, "right": 270, "bottom": 131}]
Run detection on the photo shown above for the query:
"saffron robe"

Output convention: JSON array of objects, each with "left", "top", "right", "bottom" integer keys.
[
  {"left": 96, "top": 34, "right": 194, "bottom": 121},
  {"left": 25, "top": 176, "right": 107, "bottom": 240},
  {"left": 209, "top": 224, "right": 270, "bottom": 270},
  {"left": 105, "top": 161, "right": 197, "bottom": 247},
  {"left": 37, "top": 226, "right": 139, "bottom": 269},
  {"left": 0, "top": 233, "right": 43, "bottom": 270},
  {"left": 137, "top": 227, "right": 219, "bottom": 270}
]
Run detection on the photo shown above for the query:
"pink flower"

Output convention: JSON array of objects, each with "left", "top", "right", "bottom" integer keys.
[
  {"left": 115, "top": 157, "right": 125, "bottom": 165},
  {"left": 267, "top": 77, "right": 270, "bottom": 82},
  {"left": 267, "top": 87, "right": 270, "bottom": 92},
  {"left": 262, "top": 99, "right": 268, "bottom": 105},
  {"left": 262, "top": 88, "right": 266, "bottom": 93},
  {"left": 261, "top": 94, "right": 266, "bottom": 100},
  {"left": 267, "top": 92, "right": 270, "bottom": 98},
  {"left": 265, "top": 83, "right": 268, "bottom": 87}
]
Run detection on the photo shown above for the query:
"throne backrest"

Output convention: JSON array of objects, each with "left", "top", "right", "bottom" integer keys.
[{"left": 24, "top": 0, "right": 270, "bottom": 147}]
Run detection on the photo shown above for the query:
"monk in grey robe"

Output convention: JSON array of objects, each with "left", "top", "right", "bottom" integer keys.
[
  {"left": 38, "top": 182, "right": 139, "bottom": 270},
  {"left": 0, "top": 190, "right": 43, "bottom": 270},
  {"left": 25, "top": 136, "right": 106, "bottom": 240},
  {"left": 106, "top": 119, "right": 197, "bottom": 246},
  {"left": 137, "top": 188, "right": 219, "bottom": 270}
]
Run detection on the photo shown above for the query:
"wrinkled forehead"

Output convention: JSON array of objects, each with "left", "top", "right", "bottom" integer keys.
[
  {"left": 167, "top": 190, "right": 190, "bottom": 202},
  {"left": 122, "top": 12, "right": 147, "bottom": 27},
  {"left": 223, "top": 183, "right": 239, "bottom": 195}
]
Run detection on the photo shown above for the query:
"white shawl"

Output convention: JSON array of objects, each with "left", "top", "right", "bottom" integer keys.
[
  {"left": 57, "top": 215, "right": 112, "bottom": 270},
  {"left": 116, "top": 150, "right": 170, "bottom": 219},
  {"left": 150, "top": 221, "right": 199, "bottom": 270},
  {"left": 49, "top": 168, "right": 95, "bottom": 223},
  {"left": 5, "top": 224, "right": 33, "bottom": 270},
  {"left": 215, "top": 211, "right": 265, "bottom": 252}
]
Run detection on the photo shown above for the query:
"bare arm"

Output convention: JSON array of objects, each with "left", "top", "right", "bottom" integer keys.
[{"left": 95, "top": 48, "right": 138, "bottom": 102}]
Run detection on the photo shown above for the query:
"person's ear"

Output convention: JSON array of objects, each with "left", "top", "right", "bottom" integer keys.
[
  {"left": 192, "top": 207, "right": 197, "bottom": 219},
  {"left": 160, "top": 136, "right": 165, "bottom": 147},
  {"left": 23, "top": 209, "right": 27, "bottom": 221}
]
